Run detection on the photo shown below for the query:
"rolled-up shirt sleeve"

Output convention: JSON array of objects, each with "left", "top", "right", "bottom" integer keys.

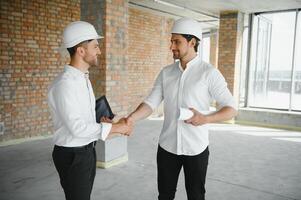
[
  {"left": 144, "top": 71, "right": 164, "bottom": 110},
  {"left": 208, "top": 68, "right": 237, "bottom": 110},
  {"left": 52, "top": 81, "right": 111, "bottom": 140}
]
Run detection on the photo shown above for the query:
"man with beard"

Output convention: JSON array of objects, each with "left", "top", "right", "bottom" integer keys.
[
  {"left": 48, "top": 21, "right": 132, "bottom": 200},
  {"left": 126, "top": 18, "right": 237, "bottom": 200}
]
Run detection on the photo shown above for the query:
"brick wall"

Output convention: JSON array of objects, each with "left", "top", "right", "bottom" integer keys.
[
  {"left": 128, "top": 8, "right": 173, "bottom": 113},
  {"left": 0, "top": 0, "right": 174, "bottom": 141},
  {"left": 0, "top": 0, "right": 80, "bottom": 141},
  {"left": 218, "top": 11, "right": 243, "bottom": 102},
  {"left": 104, "top": 0, "right": 129, "bottom": 116}
]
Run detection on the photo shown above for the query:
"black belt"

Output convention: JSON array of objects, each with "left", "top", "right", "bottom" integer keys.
[{"left": 54, "top": 141, "right": 97, "bottom": 152}]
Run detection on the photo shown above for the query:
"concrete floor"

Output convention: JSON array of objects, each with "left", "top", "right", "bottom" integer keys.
[{"left": 1, "top": 119, "right": 301, "bottom": 200}]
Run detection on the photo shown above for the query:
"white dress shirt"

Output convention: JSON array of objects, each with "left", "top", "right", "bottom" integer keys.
[
  {"left": 48, "top": 65, "right": 111, "bottom": 147},
  {"left": 144, "top": 56, "right": 236, "bottom": 155}
]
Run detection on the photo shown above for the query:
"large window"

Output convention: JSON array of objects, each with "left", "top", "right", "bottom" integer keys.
[{"left": 247, "top": 10, "right": 300, "bottom": 111}]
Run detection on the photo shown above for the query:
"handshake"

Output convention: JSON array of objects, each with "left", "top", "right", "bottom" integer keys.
[{"left": 100, "top": 116, "right": 134, "bottom": 137}]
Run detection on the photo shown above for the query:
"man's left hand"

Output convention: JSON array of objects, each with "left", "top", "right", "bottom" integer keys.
[{"left": 184, "top": 108, "right": 208, "bottom": 126}]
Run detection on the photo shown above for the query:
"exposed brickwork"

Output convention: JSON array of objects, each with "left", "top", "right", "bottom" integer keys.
[
  {"left": 104, "top": 0, "right": 129, "bottom": 116},
  {"left": 0, "top": 0, "right": 174, "bottom": 141},
  {"left": 0, "top": 0, "right": 80, "bottom": 141},
  {"left": 218, "top": 11, "right": 243, "bottom": 102},
  {"left": 128, "top": 8, "right": 173, "bottom": 113}
]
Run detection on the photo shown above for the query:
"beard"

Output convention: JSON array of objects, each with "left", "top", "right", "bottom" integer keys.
[
  {"left": 172, "top": 49, "right": 188, "bottom": 60},
  {"left": 84, "top": 56, "right": 99, "bottom": 67},
  {"left": 172, "top": 51, "right": 180, "bottom": 59}
]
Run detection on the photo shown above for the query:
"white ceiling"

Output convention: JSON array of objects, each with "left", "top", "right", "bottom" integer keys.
[{"left": 129, "top": 0, "right": 301, "bottom": 31}]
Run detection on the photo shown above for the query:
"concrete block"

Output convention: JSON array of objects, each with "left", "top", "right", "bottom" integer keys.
[
  {"left": 96, "top": 135, "right": 128, "bottom": 168},
  {"left": 236, "top": 108, "right": 301, "bottom": 131}
]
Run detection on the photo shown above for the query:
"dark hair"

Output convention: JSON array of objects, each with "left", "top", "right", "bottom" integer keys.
[
  {"left": 181, "top": 34, "right": 200, "bottom": 52},
  {"left": 66, "top": 39, "right": 93, "bottom": 57}
]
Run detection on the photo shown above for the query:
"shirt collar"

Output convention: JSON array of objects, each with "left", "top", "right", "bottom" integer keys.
[
  {"left": 178, "top": 55, "right": 201, "bottom": 72},
  {"left": 64, "top": 65, "right": 89, "bottom": 78}
]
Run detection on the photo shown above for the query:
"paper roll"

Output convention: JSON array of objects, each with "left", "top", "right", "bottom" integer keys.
[{"left": 178, "top": 107, "right": 194, "bottom": 120}]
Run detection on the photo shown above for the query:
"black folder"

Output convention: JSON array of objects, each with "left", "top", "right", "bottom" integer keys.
[{"left": 95, "top": 95, "right": 115, "bottom": 123}]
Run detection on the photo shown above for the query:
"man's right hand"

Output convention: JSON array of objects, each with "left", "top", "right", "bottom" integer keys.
[
  {"left": 109, "top": 102, "right": 152, "bottom": 137},
  {"left": 110, "top": 117, "right": 133, "bottom": 136}
]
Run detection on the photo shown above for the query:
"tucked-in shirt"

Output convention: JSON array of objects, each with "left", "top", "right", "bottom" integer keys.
[
  {"left": 144, "top": 56, "right": 236, "bottom": 155},
  {"left": 48, "top": 65, "right": 111, "bottom": 147}
]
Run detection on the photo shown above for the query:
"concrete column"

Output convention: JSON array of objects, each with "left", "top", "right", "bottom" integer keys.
[
  {"left": 218, "top": 11, "right": 244, "bottom": 103},
  {"left": 81, "top": 0, "right": 128, "bottom": 168}
]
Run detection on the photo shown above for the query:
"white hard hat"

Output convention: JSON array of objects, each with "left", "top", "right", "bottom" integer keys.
[
  {"left": 63, "top": 21, "right": 103, "bottom": 48},
  {"left": 171, "top": 18, "right": 202, "bottom": 40}
]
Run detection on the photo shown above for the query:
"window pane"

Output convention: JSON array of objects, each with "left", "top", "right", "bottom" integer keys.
[
  {"left": 265, "top": 12, "right": 295, "bottom": 109},
  {"left": 248, "top": 15, "right": 258, "bottom": 107},
  {"left": 292, "top": 11, "right": 301, "bottom": 111},
  {"left": 248, "top": 15, "right": 272, "bottom": 108},
  {"left": 249, "top": 12, "right": 296, "bottom": 109}
]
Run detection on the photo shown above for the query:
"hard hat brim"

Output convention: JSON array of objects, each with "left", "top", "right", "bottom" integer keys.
[{"left": 63, "top": 34, "right": 104, "bottom": 49}]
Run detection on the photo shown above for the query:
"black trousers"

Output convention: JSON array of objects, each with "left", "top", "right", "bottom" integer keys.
[
  {"left": 52, "top": 143, "right": 97, "bottom": 200},
  {"left": 157, "top": 145, "right": 209, "bottom": 200}
]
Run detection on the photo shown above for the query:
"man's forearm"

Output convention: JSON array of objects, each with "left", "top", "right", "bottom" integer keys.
[
  {"left": 206, "top": 106, "right": 237, "bottom": 123},
  {"left": 109, "top": 118, "right": 132, "bottom": 136},
  {"left": 127, "top": 103, "right": 153, "bottom": 122}
]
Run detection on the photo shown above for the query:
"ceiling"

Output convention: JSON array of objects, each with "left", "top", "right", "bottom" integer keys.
[{"left": 129, "top": 0, "right": 301, "bottom": 31}]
